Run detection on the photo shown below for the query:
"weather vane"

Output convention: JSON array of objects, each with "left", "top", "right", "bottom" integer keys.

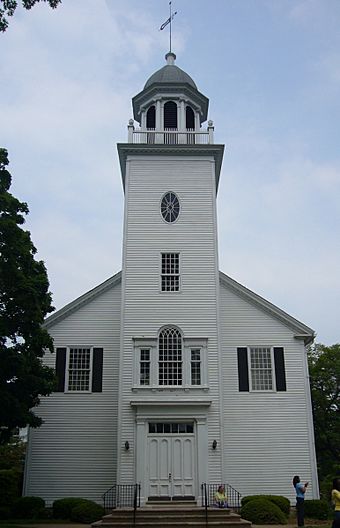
[{"left": 159, "top": 1, "right": 177, "bottom": 53}]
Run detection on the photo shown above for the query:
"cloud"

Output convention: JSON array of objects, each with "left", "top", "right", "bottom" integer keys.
[{"left": 1, "top": 0, "right": 339, "bottom": 344}]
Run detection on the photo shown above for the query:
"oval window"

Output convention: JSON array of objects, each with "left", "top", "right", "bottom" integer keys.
[{"left": 161, "top": 192, "right": 180, "bottom": 223}]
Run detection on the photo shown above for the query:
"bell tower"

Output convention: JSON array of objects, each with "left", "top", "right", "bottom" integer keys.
[{"left": 117, "top": 53, "right": 225, "bottom": 504}]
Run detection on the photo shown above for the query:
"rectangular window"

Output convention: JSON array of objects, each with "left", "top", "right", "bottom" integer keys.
[
  {"left": 191, "top": 348, "right": 201, "bottom": 385},
  {"left": 68, "top": 347, "right": 91, "bottom": 391},
  {"left": 161, "top": 253, "right": 180, "bottom": 292},
  {"left": 140, "top": 348, "right": 150, "bottom": 385},
  {"left": 148, "top": 422, "right": 194, "bottom": 434},
  {"left": 250, "top": 347, "right": 273, "bottom": 391}
]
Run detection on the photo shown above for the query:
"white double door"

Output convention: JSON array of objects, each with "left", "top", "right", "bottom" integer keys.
[{"left": 147, "top": 432, "right": 196, "bottom": 499}]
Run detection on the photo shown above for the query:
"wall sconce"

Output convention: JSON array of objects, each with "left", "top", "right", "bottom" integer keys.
[
  {"left": 124, "top": 441, "right": 130, "bottom": 451},
  {"left": 212, "top": 440, "right": 217, "bottom": 450}
]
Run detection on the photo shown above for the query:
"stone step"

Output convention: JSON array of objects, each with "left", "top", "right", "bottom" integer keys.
[
  {"left": 93, "top": 508, "right": 251, "bottom": 528},
  {"left": 145, "top": 500, "right": 197, "bottom": 508},
  {"left": 100, "top": 510, "right": 241, "bottom": 520},
  {"left": 95, "top": 523, "right": 250, "bottom": 528},
  {"left": 96, "top": 523, "right": 249, "bottom": 528}
]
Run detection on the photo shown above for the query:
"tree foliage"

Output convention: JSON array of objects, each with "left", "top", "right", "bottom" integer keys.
[
  {"left": 0, "top": 0, "right": 61, "bottom": 32},
  {"left": 0, "top": 148, "right": 55, "bottom": 444},
  {"left": 308, "top": 343, "right": 340, "bottom": 479},
  {"left": 0, "top": 437, "right": 26, "bottom": 471}
]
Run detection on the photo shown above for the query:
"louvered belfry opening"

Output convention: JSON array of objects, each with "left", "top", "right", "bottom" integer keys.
[
  {"left": 146, "top": 105, "right": 155, "bottom": 128},
  {"left": 186, "top": 106, "right": 195, "bottom": 129},
  {"left": 146, "top": 105, "right": 155, "bottom": 143},
  {"left": 164, "top": 101, "right": 177, "bottom": 144},
  {"left": 186, "top": 105, "right": 195, "bottom": 144},
  {"left": 164, "top": 101, "right": 177, "bottom": 128}
]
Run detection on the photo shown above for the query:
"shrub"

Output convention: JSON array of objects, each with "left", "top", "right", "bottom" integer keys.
[
  {"left": 304, "top": 499, "right": 330, "bottom": 520},
  {"left": 0, "top": 506, "right": 11, "bottom": 519},
  {"left": 70, "top": 500, "right": 104, "bottom": 524},
  {"left": 241, "top": 498, "right": 287, "bottom": 524},
  {"left": 319, "top": 473, "right": 335, "bottom": 502},
  {"left": 242, "top": 495, "right": 290, "bottom": 516},
  {"left": 12, "top": 496, "right": 45, "bottom": 519},
  {"left": 0, "top": 469, "right": 20, "bottom": 508},
  {"left": 53, "top": 497, "right": 88, "bottom": 519}
]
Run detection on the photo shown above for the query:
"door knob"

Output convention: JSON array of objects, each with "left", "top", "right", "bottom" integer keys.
[{"left": 168, "top": 472, "right": 172, "bottom": 481}]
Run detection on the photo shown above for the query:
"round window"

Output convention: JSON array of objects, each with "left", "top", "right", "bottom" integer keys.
[{"left": 161, "top": 192, "right": 180, "bottom": 223}]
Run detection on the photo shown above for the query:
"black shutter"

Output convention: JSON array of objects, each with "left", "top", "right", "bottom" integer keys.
[
  {"left": 92, "top": 348, "right": 103, "bottom": 392},
  {"left": 237, "top": 347, "right": 249, "bottom": 392},
  {"left": 274, "top": 347, "right": 286, "bottom": 391},
  {"left": 55, "top": 348, "right": 66, "bottom": 392}
]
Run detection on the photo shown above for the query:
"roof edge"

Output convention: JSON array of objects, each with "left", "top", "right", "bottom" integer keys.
[
  {"left": 219, "top": 271, "right": 315, "bottom": 344},
  {"left": 44, "top": 269, "right": 315, "bottom": 345},
  {"left": 44, "top": 271, "right": 122, "bottom": 329}
]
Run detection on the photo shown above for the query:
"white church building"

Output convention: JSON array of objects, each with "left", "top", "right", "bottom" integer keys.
[{"left": 24, "top": 52, "right": 319, "bottom": 506}]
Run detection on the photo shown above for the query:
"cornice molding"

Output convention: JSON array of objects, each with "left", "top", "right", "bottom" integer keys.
[{"left": 117, "top": 142, "right": 225, "bottom": 192}]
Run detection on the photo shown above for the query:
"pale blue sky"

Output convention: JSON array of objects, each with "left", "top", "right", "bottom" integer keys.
[{"left": 1, "top": 0, "right": 339, "bottom": 344}]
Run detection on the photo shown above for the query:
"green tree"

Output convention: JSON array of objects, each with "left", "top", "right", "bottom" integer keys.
[
  {"left": 0, "top": 0, "right": 61, "bottom": 32},
  {"left": 0, "top": 437, "right": 26, "bottom": 471},
  {"left": 0, "top": 148, "right": 55, "bottom": 444},
  {"left": 308, "top": 343, "right": 340, "bottom": 479}
]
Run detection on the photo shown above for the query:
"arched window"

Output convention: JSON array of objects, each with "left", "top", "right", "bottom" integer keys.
[{"left": 158, "top": 327, "right": 182, "bottom": 385}]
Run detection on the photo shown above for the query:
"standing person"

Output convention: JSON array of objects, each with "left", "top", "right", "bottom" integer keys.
[
  {"left": 331, "top": 478, "right": 340, "bottom": 528},
  {"left": 293, "top": 475, "right": 309, "bottom": 527}
]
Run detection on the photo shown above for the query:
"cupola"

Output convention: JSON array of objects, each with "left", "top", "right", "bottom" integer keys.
[{"left": 131, "top": 53, "right": 210, "bottom": 143}]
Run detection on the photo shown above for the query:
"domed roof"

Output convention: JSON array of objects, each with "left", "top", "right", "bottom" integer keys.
[{"left": 144, "top": 52, "right": 197, "bottom": 90}]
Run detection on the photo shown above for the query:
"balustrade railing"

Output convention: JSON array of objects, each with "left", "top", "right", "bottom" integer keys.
[{"left": 130, "top": 128, "right": 212, "bottom": 145}]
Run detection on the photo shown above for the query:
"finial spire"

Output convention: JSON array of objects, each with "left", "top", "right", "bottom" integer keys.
[
  {"left": 165, "top": 51, "right": 176, "bottom": 65},
  {"left": 159, "top": 1, "right": 177, "bottom": 53}
]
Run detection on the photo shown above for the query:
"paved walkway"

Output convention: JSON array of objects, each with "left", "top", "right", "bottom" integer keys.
[{"left": 15, "top": 523, "right": 296, "bottom": 528}]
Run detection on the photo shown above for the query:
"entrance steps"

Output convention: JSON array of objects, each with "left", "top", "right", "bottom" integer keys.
[{"left": 93, "top": 505, "right": 252, "bottom": 528}]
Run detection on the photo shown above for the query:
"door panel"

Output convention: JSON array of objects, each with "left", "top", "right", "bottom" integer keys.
[
  {"left": 147, "top": 432, "right": 195, "bottom": 499},
  {"left": 183, "top": 438, "right": 194, "bottom": 479}
]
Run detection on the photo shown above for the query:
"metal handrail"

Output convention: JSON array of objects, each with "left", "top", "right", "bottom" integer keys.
[
  {"left": 202, "top": 483, "right": 208, "bottom": 528},
  {"left": 201, "top": 482, "right": 242, "bottom": 511},
  {"left": 133, "top": 483, "right": 140, "bottom": 528},
  {"left": 102, "top": 483, "right": 141, "bottom": 512}
]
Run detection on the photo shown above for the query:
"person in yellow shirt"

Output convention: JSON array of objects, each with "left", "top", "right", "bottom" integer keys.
[
  {"left": 332, "top": 478, "right": 340, "bottom": 528},
  {"left": 214, "top": 485, "right": 228, "bottom": 508}
]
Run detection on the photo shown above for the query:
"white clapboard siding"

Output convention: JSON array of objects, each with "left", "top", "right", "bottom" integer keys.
[
  {"left": 219, "top": 282, "right": 318, "bottom": 501},
  {"left": 24, "top": 283, "right": 121, "bottom": 506},
  {"left": 118, "top": 155, "right": 223, "bottom": 483}
]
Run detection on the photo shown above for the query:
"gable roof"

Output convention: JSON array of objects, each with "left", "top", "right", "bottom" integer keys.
[
  {"left": 219, "top": 271, "right": 315, "bottom": 344},
  {"left": 43, "top": 271, "right": 122, "bottom": 329},
  {"left": 44, "top": 269, "right": 315, "bottom": 344}
]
